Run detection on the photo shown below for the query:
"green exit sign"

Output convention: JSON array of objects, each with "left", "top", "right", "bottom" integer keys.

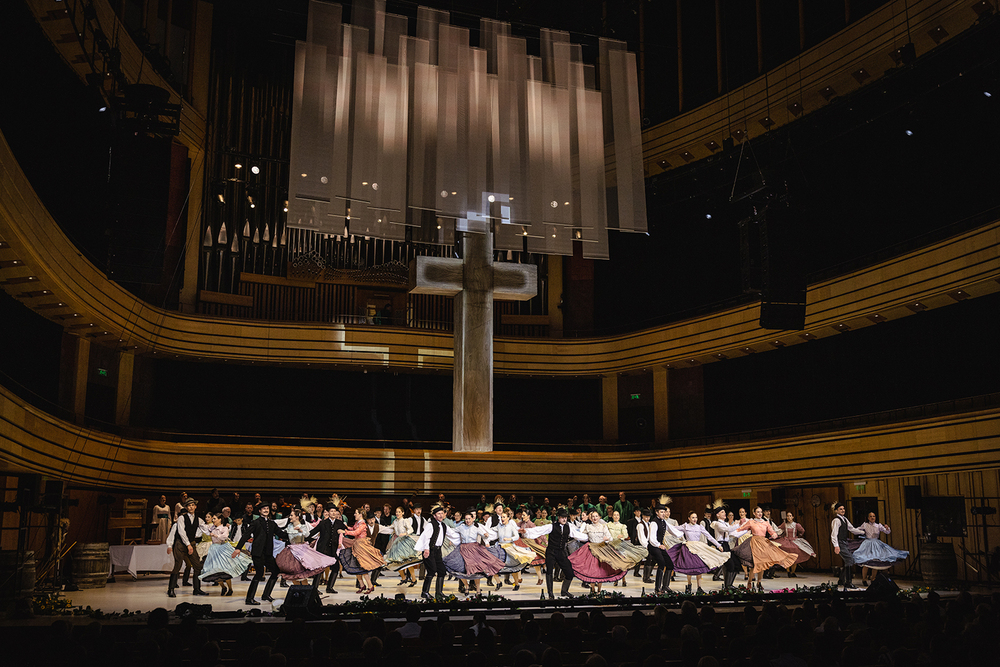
[
  {"left": 630, "top": 393, "right": 641, "bottom": 400},
  {"left": 97, "top": 368, "right": 108, "bottom": 377}
]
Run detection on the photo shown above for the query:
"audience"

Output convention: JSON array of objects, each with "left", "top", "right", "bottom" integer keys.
[{"left": 5, "top": 591, "right": 1000, "bottom": 667}]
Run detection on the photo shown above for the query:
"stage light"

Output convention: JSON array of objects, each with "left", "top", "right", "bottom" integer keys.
[
  {"left": 283, "top": 200, "right": 289, "bottom": 212},
  {"left": 251, "top": 165, "right": 260, "bottom": 174},
  {"left": 705, "top": 214, "right": 712, "bottom": 220},
  {"left": 235, "top": 163, "right": 242, "bottom": 169},
  {"left": 217, "top": 193, "right": 225, "bottom": 203},
  {"left": 986, "top": 91, "right": 993, "bottom": 98},
  {"left": 488, "top": 195, "right": 495, "bottom": 202},
  {"left": 905, "top": 129, "right": 913, "bottom": 136}
]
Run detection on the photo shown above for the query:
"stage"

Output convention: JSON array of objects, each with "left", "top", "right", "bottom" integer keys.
[{"left": 15, "top": 569, "right": 922, "bottom": 622}]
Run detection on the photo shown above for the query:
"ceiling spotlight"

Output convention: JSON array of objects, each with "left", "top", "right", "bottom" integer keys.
[
  {"left": 250, "top": 165, "right": 260, "bottom": 175},
  {"left": 283, "top": 200, "right": 289, "bottom": 212},
  {"left": 234, "top": 163, "right": 242, "bottom": 169},
  {"left": 250, "top": 202, "right": 255, "bottom": 208},
  {"left": 985, "top": 91, "right": 993, "bottom": 98},
  {"left": 705, "top": 214, "right": 712, "bottom": 220},
  {"left": 488, "top": 195, "right": 495, "bottom": 203},
  {"left": 905, "top": 129, "right": 913, "bottom": 136},
  {"left": 301, "top": 173, "right": 307, "bottom": 177},
  {"left": 217, "top": 193, "right": 225, "bottom": 203}
]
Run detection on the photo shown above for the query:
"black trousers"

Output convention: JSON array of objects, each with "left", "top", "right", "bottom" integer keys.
[
  {"left": 545, "top": 549, "right": 574, "bottom": 596},
  {"left": 648, "top": 545, "right": 674, "bottom": 590},
  {"left": 421, "top": 546, "right": 446, "bottom": 595},
  {"left": 311, "top": 553, "right": 338, "bottom": 591},
  {"left": 247, "top": 553, "right": 280, "bottom": 601}
]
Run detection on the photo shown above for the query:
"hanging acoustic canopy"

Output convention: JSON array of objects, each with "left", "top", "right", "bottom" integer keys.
[{"left": 287, "top": 0, "right": 647, "bottom": 260}]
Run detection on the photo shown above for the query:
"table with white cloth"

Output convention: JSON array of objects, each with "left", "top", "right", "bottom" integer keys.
[{"left": 109, "top": 544, "right": 175, "bottom": 578}]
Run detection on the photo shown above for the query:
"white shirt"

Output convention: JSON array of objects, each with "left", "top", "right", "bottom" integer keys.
[
  {"left": 413, "top": 518, "right": 460, "bottom": 551},
  {"left": 523, "top": 521, "right": 589, "bottom": 541},
  {"left": 830, "top": 514, "right": 865, "bottom": 548},
  {"left": 636, "top": 521, "right": 652, "bottom": 547}
]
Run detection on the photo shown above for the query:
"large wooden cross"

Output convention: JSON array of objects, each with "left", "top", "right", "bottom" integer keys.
[{"left": 409, "top": 214, "right": 537, "bottom": 452}]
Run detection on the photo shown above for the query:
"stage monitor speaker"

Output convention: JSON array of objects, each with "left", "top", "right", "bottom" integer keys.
[
  {"left": 867, "top": 572, "right": 900, "bottom": 598},
  {"left": 283, "top": 584, "right": 323, "bottom": 620},
  {"left": 904, "top": 485, "right": 923, "bottom": 510}
]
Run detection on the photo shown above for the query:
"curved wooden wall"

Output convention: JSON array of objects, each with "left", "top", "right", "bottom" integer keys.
[
  {"left": 3, "top": 126, "right": 998, "bottom": 376},
  {"left": 637, "top": 0, "right": 975, "bottom": 181},
  {"left": 2, "top": 384, "right": 997, "bottom": 495}
]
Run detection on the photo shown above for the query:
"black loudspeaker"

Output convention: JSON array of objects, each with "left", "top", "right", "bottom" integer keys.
[
  {"left": 107, "top": 132, "right": 171, "bottom": 285},
  {"left": 904, "top": 485, "right": 923, "bottom": 510},
  {"left": 283, "top": 584, "right": 323, "bottom": 620},
  {"left": 867, "top": 572, "right": 900, "bottom": 598},
  {"left": 760, "top": 302, "right": 806, "bottom": 331},
  {"left": 738, "top": 216, "right": 763, "bottom": 294},
  {"left": 756, "top": 195, "right": 807, "bottom": 330},
  {"left": 17, "top": 474, "right": 41, "bottom": 508},
  {"left": 42, "top": 480, "right": 65, "bottom": 509}
]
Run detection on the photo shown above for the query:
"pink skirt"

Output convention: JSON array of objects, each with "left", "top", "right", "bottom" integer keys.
[
  {"left": 569, "top": 542, "right": 626, "bottom": 583},
  {"left": 276, "top": 543, "right": 338, "bottom": 581}
]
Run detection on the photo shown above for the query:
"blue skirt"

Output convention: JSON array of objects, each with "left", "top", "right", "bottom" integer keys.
[
  {"left": 200, "top": 542, "right": 252, "bottom": 583},
  {"left": 853, "top": 538, "right": 909, "bottom": 568}
]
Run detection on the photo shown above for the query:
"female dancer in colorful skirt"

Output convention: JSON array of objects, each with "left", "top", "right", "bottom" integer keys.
[
  {"left": 664, "top": 511, "right": 730, "bottom": 594},
  {"left": 731, "top": 506, "right": 798, "bottom": 592},
  {"left": 384, "top": 506, "right": 421, "bottom": 586},
  {"left": 442, "top": 510, "right": 504, "bottom": 596},
  {"left": 337, "top": 508, "right": 386, "bottom": 595},
  {"left": 774, "top": 511, "right": 815, "bottom": 577},
  {"left": 516, "top": 509, "right": 547, "bottom": 586},
  {"left": 571, "top": 511, "right": 628, "bottom": 593},
  {"left": 607, "top": 509, "right": 647, "bottom": 588},
  {"left": 488, "top": 510, "right": 534, "bottom": 591},
  {"left": 200, "top": 515, "right": 251, "bottom": 596},
  {"left": 276, "top": 510, "right": 338, "bottom": 585},
  {"left": 855, "top": 512, "right": 909, "bottom": 585}
]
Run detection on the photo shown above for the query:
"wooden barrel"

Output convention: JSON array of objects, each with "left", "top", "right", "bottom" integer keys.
[
  {"left": 72, "top": 543, "right": 110, "bottom": 589},
  {"left": 920, "top": 541, "right": 957, "bottom": 588},
  {"left": 0, "top": 550, "right": 36, "bottom": 611}
]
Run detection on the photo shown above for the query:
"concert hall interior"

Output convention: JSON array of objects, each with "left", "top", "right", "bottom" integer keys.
[{"left": 1, "top": 0, "right": 1000, "bottom": 624}]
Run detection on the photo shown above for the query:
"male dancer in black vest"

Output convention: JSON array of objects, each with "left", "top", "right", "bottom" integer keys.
[
  {"left": 831, "top": 501, "right": 865, "bottom": 591},
  {"left": 524, "top": 507, "right": 589, "bottom": 599},
  {"left": 167, "top": 498, "right": 209, "bottom": 598},
  {"left": 232, "top": 504, "right": 289, "bottom": 605},
  {"left": 414, "top": 504, "right": 456, "bottom": 600},
  {"left": 308, "top": 507, "right": 346, "bottom": 594},
  {"left": 647, "top": 501, "right": 676, "bottom": 594}
]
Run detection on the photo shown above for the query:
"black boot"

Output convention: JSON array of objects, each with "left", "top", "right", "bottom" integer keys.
[
  {"left": 546, "top": 581, "right": 555, "bottom": 600},
  {"left": 560, "top": 579, "right": 573, "bottom": 598},
  {"left": 193, "top": 577, "right": 209, "bottom": 596},
  {"left": 421, "top": 574, "right": 433, "bottom": 600},
  {"left": 326, "top": 570, "right": 339, "bottom": 594},
  {"left": 182, "top": 568, "right": 191, "bottom": 586},
  {"left": 167, "top": 574, "right": 177, "bottom": 598},
  {"left": 712, "top": 567, "right": 722, "bottom": 581},
  {"left": 642, "top": 562, "right": 653, "bottom": 584},
  {"left": 724, "top": 565, "right": 738, "bottom": 591},
  {"left": 459, "top": 580, "right": 467, "bottom": 595},
  {"left": 245, "top": 576, "right": 260, "bottom": 605},
  {"left": 434, "top": 576, "right": 444, "bottom": 600}
]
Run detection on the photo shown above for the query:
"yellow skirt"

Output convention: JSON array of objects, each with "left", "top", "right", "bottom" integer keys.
[
  {"left": 589, "top": 541, "right": 634, "bottom": 571},
  {"left": 351, "top": 536, "right": 387, "bottom": 571}
]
